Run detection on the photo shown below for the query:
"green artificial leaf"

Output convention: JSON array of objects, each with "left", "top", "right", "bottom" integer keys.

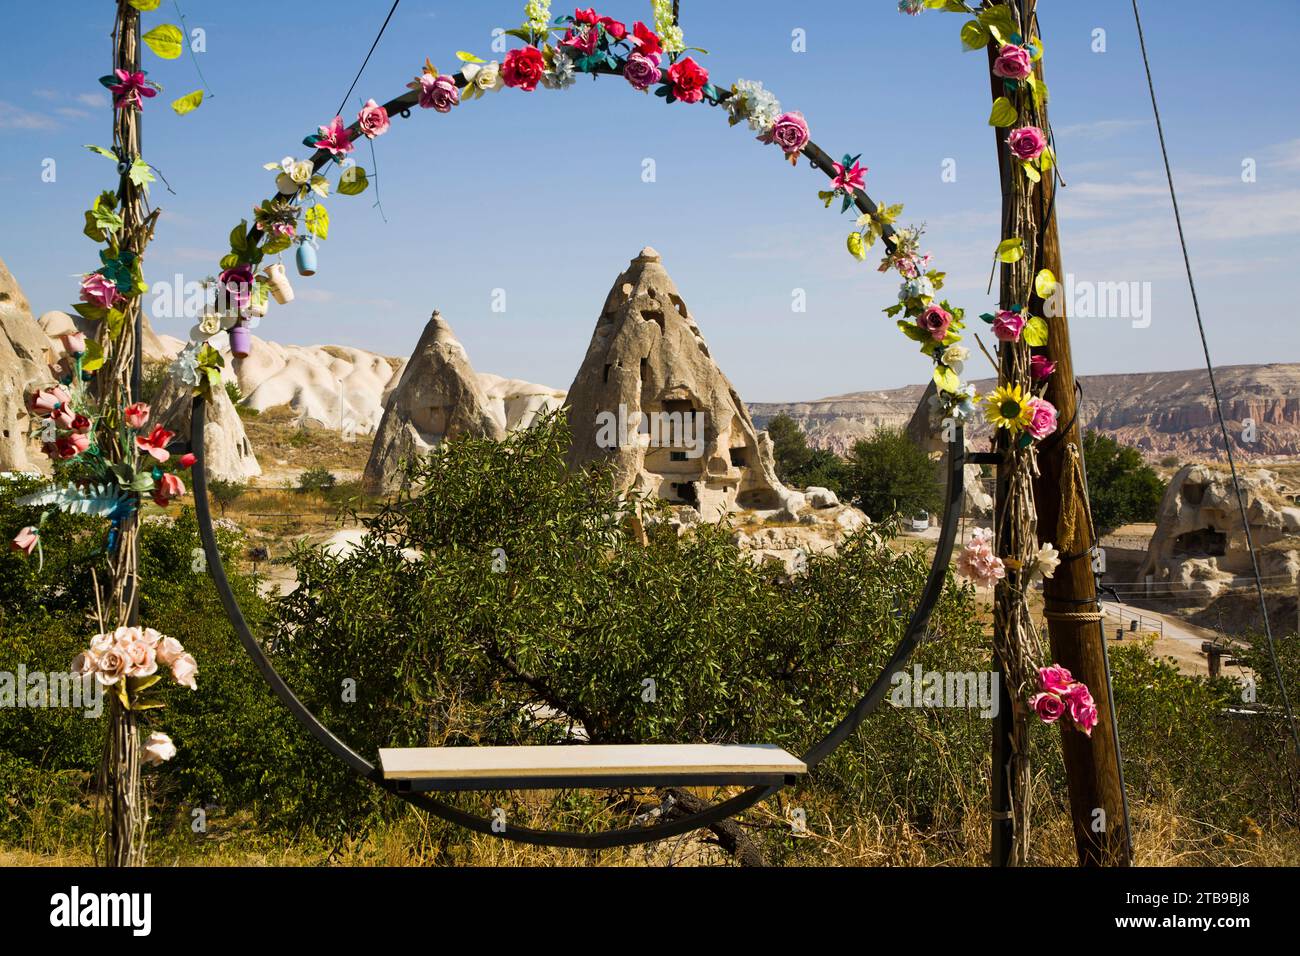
[
  {"left": 85, "top": 144, "right": 117, "bottom": 160},
  {"left": 996, "top": 237, "right": 1024, "bottom": 263},
  {"left": 883, "top": 303, "right": 905, "bottom": 318},
  {"left": 129, "top": 157, "right": 155, "bottom": 191},
  {"left": 218, "top": 252, "right": 239, "bottom": 270},
  {"left": 933, "top": 365, "right": 961, "bottom": 394},
  {"left": 129, "top": 698, "right": 167, "bottom": 711},
  {"left": 171, "top": 89, "right": 204, "bottom": 115},
  {"left": 129, "top": 472, "right": 157, "bottom": 493},
  {"left": 978, "top": 5, "right": 1017, "bottom": 45},
  {"left": 128, "top": 0, "right": 163, "bottom": 10},
  {"left": 81, "top": 338, "right": 105, "bottom": 373},
  {"left": 817, "top": 189, "right": 835, "bottom": 209},
  {"left": 1022, "top": 315, "right": 1049, "bottom": 347},
  {"left": 305, "top": 204, "right": 329, "bottom": 240},
  {"left": 261, "top": 233, "right": 292, "bottom": 257},
  {"left": 897, "top": 320, "right": 929, "bottom": 343},
  {"left": 338, "top": 166, "right": 369, "bottom": 196},
  {"left": 1022, "top": 161, "right": 1041, "bottom": 183},
  {"left": 229, "top": 221, "right": 251, "bottom": 254},
  {"left": 72, "top": 302, "right": 107, "bottom": 323},
  {"left": 1034, "top": 269, "right": 1057, "bottom": 299},
  {"left": 877, "top": 203, "right": 904, "bottom": 225},
  {"left": 105, "top": 308, "right": 126, "bottom": 338},
  {"left": 456, "top": 51, "right": 485, "bottom": 63},
  {"left": 988, "top": 96, "right": 1018, "bottom": 127},
  {"left": 309, "top": 174, "right": 331, "bottom": 199},
  {"left": 143, "top": 24, "right": 184, "bottom": 60},
  {"left": 960, "top": 20, "right": 990, "bottom": 51}
]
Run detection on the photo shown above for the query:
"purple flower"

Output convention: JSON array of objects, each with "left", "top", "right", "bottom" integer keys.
[
  {"left": 219, "top": 265, "right": 255, "bottom": 310},
  {"left": 415, "top": 73, "right": 460, "bottom": 113},
  {"left": 623, "top": 52, "right": 662, "bottom": 91},
  {"left": 758, "top": 111, "right": 810, "bottom": 161}
]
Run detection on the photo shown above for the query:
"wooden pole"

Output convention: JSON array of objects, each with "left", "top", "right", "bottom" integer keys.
[
  {"left": 1009, "top": 0, "right": 1132, "bottom": 866},
  {"left": 101, "top": 0, "right": 149, "bottom": 868}
]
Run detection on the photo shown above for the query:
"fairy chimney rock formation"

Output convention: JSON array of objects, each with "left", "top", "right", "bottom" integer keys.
[
  {"left": 153, "top": 368, "right": 262, "bottom": 483},
  {"left": 364, "top": 311, "right": 505, "bottom": 492},
  {"left": 0, "top": 256, "right": 55, "bottom": 473},
  {"left": 565, "top": 247, "right": 796, "bottom": 520}
]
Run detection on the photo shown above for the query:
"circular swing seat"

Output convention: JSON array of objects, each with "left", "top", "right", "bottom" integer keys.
[{"left": 191, "top": 397, "right": 965, "bottom": 846}]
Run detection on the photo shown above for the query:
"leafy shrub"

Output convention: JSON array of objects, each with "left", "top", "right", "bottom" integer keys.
[
  {"left": 297, "top": 466, "right": 336, "bottom": 493},
  {"left": 842, "top": 426, "right": 941, "bottom": 521}
]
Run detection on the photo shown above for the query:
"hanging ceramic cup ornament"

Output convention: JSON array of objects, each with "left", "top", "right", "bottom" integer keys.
[
  {"left": 296, "top": 237, "right": 317, "bottom": 276},
  {"left": 265, "top": 262, "right": 295, "bottom": 304}
]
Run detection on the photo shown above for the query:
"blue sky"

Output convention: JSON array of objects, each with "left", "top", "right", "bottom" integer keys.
[{"left": 2, "top": 0, "right": 1297, "bottom": 401}]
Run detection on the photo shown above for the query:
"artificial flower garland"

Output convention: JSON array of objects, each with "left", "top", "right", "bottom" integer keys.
[{"left": 179, "top": 3, "right": 980, "bottom": 434}]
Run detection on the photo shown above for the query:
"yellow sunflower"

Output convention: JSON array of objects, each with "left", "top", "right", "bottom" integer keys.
[{"left": 984, "top": 383, "right": 1032, "bottom": 432}]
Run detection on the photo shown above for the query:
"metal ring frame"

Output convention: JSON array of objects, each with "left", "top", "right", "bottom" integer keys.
[{"left": 191, "top": 58, "right": 969, "bottom": 848}]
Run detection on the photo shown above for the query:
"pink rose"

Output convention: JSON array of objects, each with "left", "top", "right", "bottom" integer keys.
[
  {"left": 11, "top": 527, "right": 38, "bottom": 556},
  {"left": 80, "top": 272, "right": 121, "bottom": 311},
  {"left": 157, "top": 635, "right": 185, "bottom": 666},
  {"left": 124, "top": 402, "right": 150, "bottom": 430},
  {"left": 992, "top": 43, "right": 1033, "bottom": 80},
  {"left": 141, "top": 628, "right": 163, "bottom": 648},
  {"left": 1007, "top": 126, "right": 1048, "bottom": 162},
  {"left": 1026, "top": 397, "right": 1058, "bottom": 440},
  {"left": 1030, "top": 355, "right": 1057, "bottom": 380},
  {"left": 152, "top": 472, "right": 186, "bottom": 507},
  {"left": 917, "top": 304, "right": 952, "bottom": 342},
  {"left": 172, "top": 653, "right": 198, "bottom": 690},
  {"left": 1038, "top": 664, "right": 1074, "bottom": 694},
  {"left": 95, "top": 646, "right": 130, "bottom": 686},
  {"left": 416, "top": 73, "right": 460, "bottom": 112},
  {"left": 61, "top": 331, "right": 87, "bottom": 355},
  {"left": 1071, "top": 700, "right": 1098, "bottom": 736},
  {"left": 357, "top": 99, "right": 390, "bottom": 138},
  {"left": 992, "top": 310, "right": 1026, "bottom": 342},
  {"left": 71, "top": 414, "right": 92, "bottom": 434},
  {"left": 143, "top": 732, "right": 177, "bottom": 766},
  {"left": 502, "top": 46, "right": 546, "bottom": 92},
  {"left": 623, "top": 52, "right": 662, "bottom": 91},
  {"left": 124, "top": 636, "right": 158, "bottom": 678},
  {"left": 599, "top": 16, "right": 627, "bottom": 41},
  {"left": 1030, "top": 692, "right": 1065, "bottom": 724},
  {"left": 759, "top": 111, "right": 810, "bottom": 158}
]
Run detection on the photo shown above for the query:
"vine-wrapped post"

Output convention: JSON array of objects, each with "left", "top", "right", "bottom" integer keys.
[
  {"left": 101, "top": 0, "right": 149, "bottom": 867},
  {"left": 985, "top": 0, "right": 1131, "bottom": 866}
]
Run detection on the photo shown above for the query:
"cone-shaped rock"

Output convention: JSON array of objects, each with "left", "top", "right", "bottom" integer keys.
[
  {"left": 565, "top": 248, "right": 794, "bottom": 519},
  {"left": 153, "top": 368, "right": 262, "bottom": 483},
  {"left": 0, "top": 256, "right": 54, "bottom": 472},
  {"left": 364, "top": 311, "right": 505, "bottom": 493}
]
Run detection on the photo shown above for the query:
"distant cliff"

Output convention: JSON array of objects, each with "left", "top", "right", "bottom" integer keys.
[{"left": 750, "top": 364, "right": 1300, "bottom": 461}]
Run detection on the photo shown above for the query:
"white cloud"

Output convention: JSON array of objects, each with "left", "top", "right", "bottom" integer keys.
[{"left": 0, "top": 101, "right": 57, "bottom": 130}]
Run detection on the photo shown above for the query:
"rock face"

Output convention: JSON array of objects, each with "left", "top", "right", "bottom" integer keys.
[
  {"left": 904, "top": 383, "right": 993, "bottom": 518},
  {"left": 564, "top": 248, "right": 795, "bottom": 520},
  {"left": 38, "top": 310, "right": 182, "bottom": 365},
  {"left": 1139, "top": 464, "right": 1300, "bottom": 599},
  {"left": 228, "top": 334, "right": 399, "bottom": 435},
  {"left": 152, "top": 368, "right": 262, "bottom": 483},
  {"left": 364, "top": 311, "right": 505, "bottom": 492},
  {"left": 0, "top": 257, "right": 53, "bottom": 473},
  {"left": 753, "top": 364, "right": 1300, "bottom": 463}
]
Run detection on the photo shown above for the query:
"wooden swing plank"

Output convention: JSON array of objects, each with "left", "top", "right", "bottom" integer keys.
[{"left": 379, "top": 743, "right": 807, "bottom": 793}]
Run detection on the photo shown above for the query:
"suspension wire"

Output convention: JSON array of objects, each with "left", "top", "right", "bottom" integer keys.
[
  {"left": 1130, "top": 0, "right": 1300, "bottom": 762},
  {"left": 171, "top": 1, "right": 213, "bottom": 97},
  {"left": 333, "top": 0, "right": 402, "bottom": 119}
]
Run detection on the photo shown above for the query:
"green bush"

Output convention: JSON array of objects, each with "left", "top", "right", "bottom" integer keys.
[
  {"left": 842, "top": 426, "right": 941, "bottom": 521},
  {"left": 1083, "top": 430, "right": 1166, "bottom": 531},
  {"left": 297, "top": 466, "right": 337, "bottom": 494}
]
